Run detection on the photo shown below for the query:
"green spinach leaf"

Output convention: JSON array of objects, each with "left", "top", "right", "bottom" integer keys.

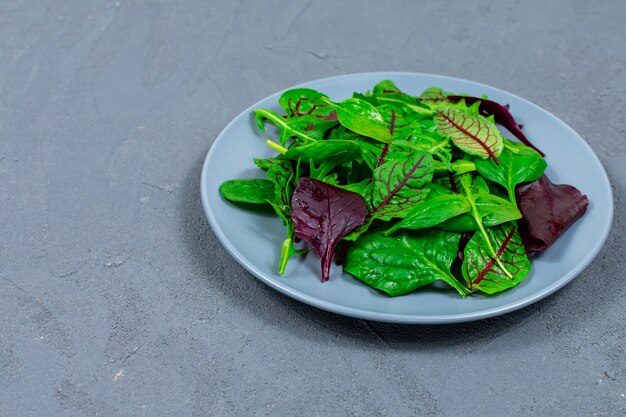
[
  {"left": 337, "top": 179, "right": 371, "bottom": 196},
  {"left": 344, "top": 229, "right": 469, "bottom": 296},
  {"left": 439, "top": 193, "right": 522, "bottom": 231},
  {"left": 435, "top": 174, "right": 521, "bottom": 232},
  {"left": 453, "top": 173, "right": 515, "bottom": 278},
  {"left": 219, "top": 179, "right": 275, "bottom": 204},
  {"left": 372, "top": 80, "right": 433, "bottom": 115},
  {"left": 385, "top": 184, "right": 471, "bottom": 234},
  {"left": 323, "top": 97, "right": 393, "bottom": 143},
  {"left": 253, "top": 157, "right": 306, "bottom": 273},
  {"left": 284, "top": 140, "right": 362, "bottom": 165},
  {"left": 474, "top": 140, "right": 546, "bottom": 204}
]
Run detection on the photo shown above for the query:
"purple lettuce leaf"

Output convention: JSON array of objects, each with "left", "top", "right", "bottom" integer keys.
[
  {"left": 515, "top": 175, "right": 589, "bottom": 252},
  {"left": 291, "top": 177, "right": 366, "bottom": 282},
  {"left": 448, "top": 95, "right": 545, "bottom": 156}
]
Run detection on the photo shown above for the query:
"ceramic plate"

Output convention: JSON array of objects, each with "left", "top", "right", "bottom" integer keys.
[{"left": 200, "top": 72, "right": 613, "bottom": 324}]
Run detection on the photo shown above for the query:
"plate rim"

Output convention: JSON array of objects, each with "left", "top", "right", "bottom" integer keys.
[{"left": 200, "top": 71, "right": 614, "bottom": 324}]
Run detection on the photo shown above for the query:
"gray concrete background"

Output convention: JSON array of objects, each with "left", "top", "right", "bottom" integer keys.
[{"left": 1, "top": 0, "right": 624, "bottom": 416}]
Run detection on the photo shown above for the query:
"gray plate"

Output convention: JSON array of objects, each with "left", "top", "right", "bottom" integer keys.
[{"left": 200, "top": 72, "right": 613, "bottom": 324}]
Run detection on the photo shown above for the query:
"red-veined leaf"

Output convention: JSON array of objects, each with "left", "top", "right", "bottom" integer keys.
[
  {"left": 462, "top": 222, "right": 530, "bottom": 294},
  {"left": 434, "top": 107, "right": 503, "bottom": 163},
  {"left": 448, "top": 95, "right": 544, "bottom": 156},
  {"left": 278, "top": 88, "right": 336, "bottom": 120},
  {"left": 253, "top": 157, "right": 295, "bottom": 218},
  {"left": 418, "top": 87, "right": 450, "bottom": 103},
  {"left": 369, "top": 151, "right": 434, "bottom": 221}
]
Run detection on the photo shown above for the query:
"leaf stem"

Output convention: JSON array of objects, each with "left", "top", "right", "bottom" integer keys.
[
  {"left": 507, "top": 187, "right": 517, "bottom": 207},
  {"left": 376, "top": 96, "right": 434, "bottom": 115},
  {"left": 266, "top": 140, "right": 287, "bottom": 155},
  {"left": 447, "top": 277, "right": 472, "bottom": 297},
  {"left": 462, "top": 176, "right": 513, "bottom": 279},
  {"left": 433, "top": 160, "right": 475, "bottom": 175},
  {"left": 278, "top": 237, "right": 292, "bottom": 274},
  {"left": 503, "top": 140, "right": 521, "bottom": 154},
  {"left": 428, "top": 137, "right": 450, "bottom": 153},
  {"left": 278, "top": 227, "right": 307, "bottom": 274},
  {"left": 309, "top": 159, "right": 334, "bottom": 180},
  {"left": 451, "top": 160, "right": 476, "bottom": 175}
]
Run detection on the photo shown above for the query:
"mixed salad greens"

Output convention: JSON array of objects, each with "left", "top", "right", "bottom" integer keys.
[{"left": 218, "top": 81, "right": 589, "bottom": 296}]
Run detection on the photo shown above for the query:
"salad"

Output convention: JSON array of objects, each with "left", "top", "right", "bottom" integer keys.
[{"left": 218, "top": 80, "right": 588, "bottom": 297}]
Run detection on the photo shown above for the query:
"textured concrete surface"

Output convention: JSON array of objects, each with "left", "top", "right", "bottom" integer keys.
[{"left": 1, "top": 1, "right": 625, "bottom": 416}]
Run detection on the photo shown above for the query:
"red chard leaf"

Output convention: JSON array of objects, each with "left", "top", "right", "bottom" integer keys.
[
  {"left": 448, "top": 95, "right": 544, "bottom": 156},
  {"left": 434, "top": 106, "right": 503, "bottom": 163},
  {"left": 419, "top": 87, "right": 450, "bottom": 102},
  {"left": 515, "top": 175, "right": 589, "bottom": 252},
  {"left": 370, "top": 151, "right": 434, "bottom": 221},
  {"left": 462, "top": 222, "right": 530, "bottom": 294},
  {"left": 291, "top": 178, "right": 366, "bottom": 282},
  {"left": 279, "top": 88, "right": 335, "bottom": 119}
]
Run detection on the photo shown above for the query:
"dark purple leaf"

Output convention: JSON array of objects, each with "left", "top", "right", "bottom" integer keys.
[
  {"left": 334, "top": 240, "right": 351, "bottom": 266},
  {"left": 515, "top": 175, "right": 589, "bottom": 252},
  {"left": 457, "top": 232, "right": 474, "bottom": 261},
  {"left": 448, "top": 95, "right": 545, "bottom": 156},
  {"left": 291, "top": 178, "right": 366, "bottom": 282}
]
